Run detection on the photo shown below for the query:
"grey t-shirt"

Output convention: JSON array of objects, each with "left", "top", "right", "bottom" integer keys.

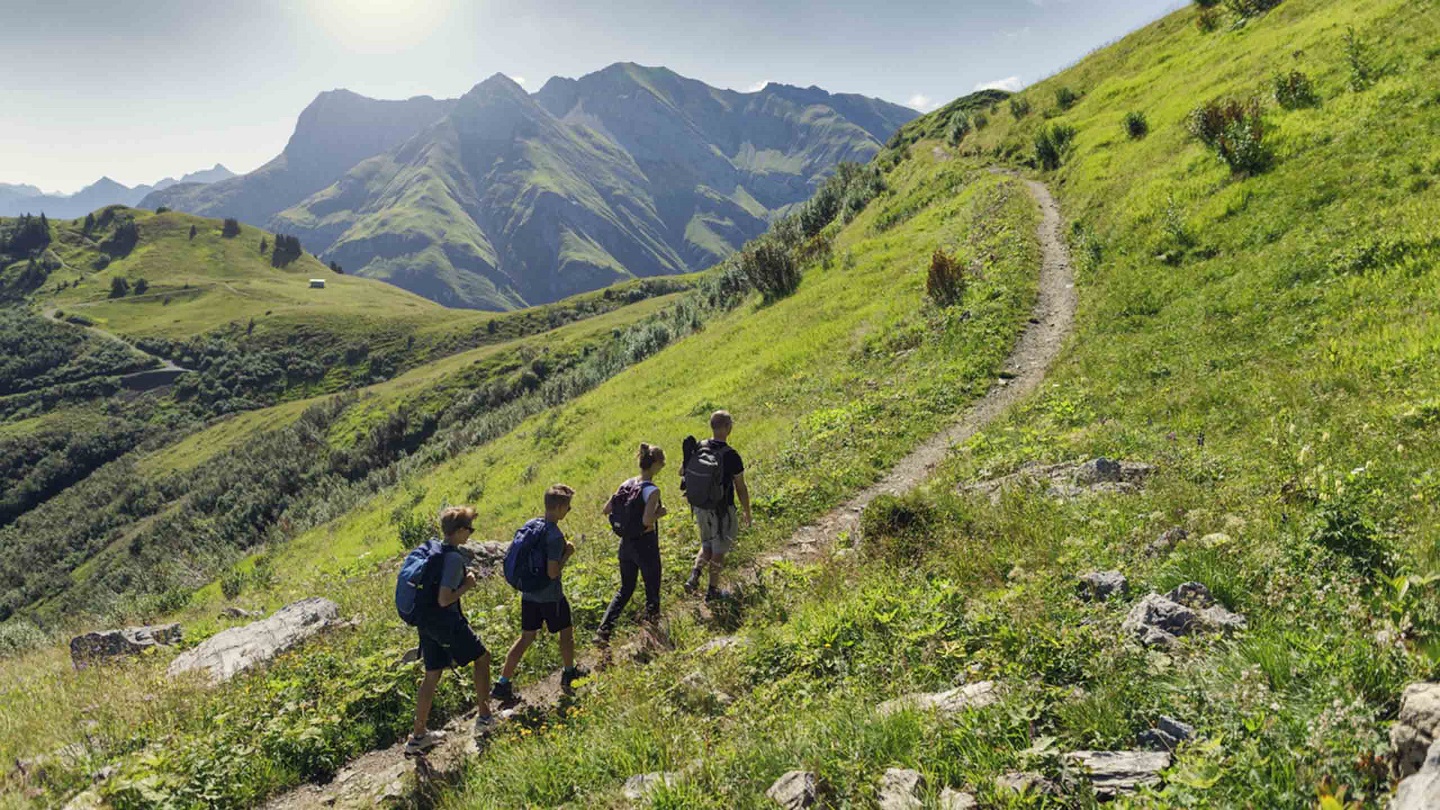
[
  {"left": 439, "top": 546, "right": 466, "bottom": 615},
  {"left": 522, "top": 520, "right": 567, "bottom": 603}
]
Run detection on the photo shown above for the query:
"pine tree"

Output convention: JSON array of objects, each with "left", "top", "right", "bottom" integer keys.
[
  {"left": 259, "top": 237, "right": 269, "bottom": 254},
  {"left": 189, "top": 224, "right": 197, "bottom": 240},
  {"left": 328, "top": 260, "right": 343, "bottom": 275},
  {"left": 83, "top": 212, "right": 95, "bottom": 235},
  {"left": 221, "top": 218, "right": 241, "bottom": 238},
  {"left": 109, "top": 277, "right": 130, "bottom": 298}
]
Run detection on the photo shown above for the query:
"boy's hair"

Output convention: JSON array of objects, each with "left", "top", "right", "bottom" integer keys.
[
  {"left": 544, "top": 484, "right": 575, "bottom": 510},
  {"left": 710, "top": 410, "right": 733, "bottom": 432},
  {"left": 439, "top": 505, "right": 477, "bottom": 538}
]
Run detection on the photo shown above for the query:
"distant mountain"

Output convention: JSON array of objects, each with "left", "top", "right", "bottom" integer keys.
[
  {"left": 0, "top": 167, "right": 234, "bottom": 219},
  {"left": 141, "top": 91, "right": 458, "bottom": 225},
  {"left": 260, "top": 65, "right": 915, "bottom": 309}
]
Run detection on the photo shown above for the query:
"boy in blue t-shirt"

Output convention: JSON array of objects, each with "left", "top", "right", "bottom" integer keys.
[{"left": 492, "top": 484, "right": 590, "bottom": 699}]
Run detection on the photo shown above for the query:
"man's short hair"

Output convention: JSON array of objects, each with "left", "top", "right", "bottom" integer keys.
[
  {"left": 710, "top": 410, "right": 733, "bottom": 431},
  {"left": 439, "top": 505, "right": 477, "bottom": 538},
  {"left": 544, "top": 484, "right": 575, "bottom": 510}
]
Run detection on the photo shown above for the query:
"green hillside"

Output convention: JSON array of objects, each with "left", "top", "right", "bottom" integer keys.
[{"left": 5, "top": 0, "right": 1440, "bottom": 807}]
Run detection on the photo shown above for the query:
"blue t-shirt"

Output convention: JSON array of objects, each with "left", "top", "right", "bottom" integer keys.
[
  {"left": 522, "top": 519, "right": 567, "bottom": 603},
  {"left": 438, "top": 546, "right": 466, "bottom": 615}
]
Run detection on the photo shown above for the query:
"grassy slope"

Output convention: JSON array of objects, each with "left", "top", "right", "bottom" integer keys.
[
  {"left": 421, "top": 2, "right": 1440, "bottom": 808},
  {"left": 0, "top": 147, "right": 1039, "bottom": 806}
]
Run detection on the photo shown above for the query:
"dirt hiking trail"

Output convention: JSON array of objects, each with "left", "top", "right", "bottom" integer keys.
[{"left": 258, "top": 173, "right": 1077, "bottom": 809}]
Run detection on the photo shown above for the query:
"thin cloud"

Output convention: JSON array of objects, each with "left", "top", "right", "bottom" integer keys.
[
  {"left": 512, "top": 75, "right": 528, "bottom": 86},
  {"left": 974, "top": 76, "right": 1025, "bottom": 92},
  {"left": 746, "top": 80, "right": 770, "bottom": 92},
  {"left": 907, "top": 94, "right": 942, "bottom": 112}
]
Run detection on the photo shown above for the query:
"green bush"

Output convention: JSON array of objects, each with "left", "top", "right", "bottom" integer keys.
[
  {"left": 1344, "top": 26, "right": 1377, "bottom": 91},
  {"left": 220, "top": 569, "right": 246, "bottom": 599},
  {"left": 1034, "top": 123, "right": 1078, "bottom": 170},
  {"left": 1224, "top": 0, "right": 1282, "bottom": 18},
  {"left": 1186, "top": 97, "right": 1270, "bottom": 174},
  {"left": 860, "top": 493, "right": 939, "bottom": 561},
  {"left": 926, "top": 248, "right": 968, "bottom": 307},
  {"left": 946, "top": 112, "right": 971, "bottom": 146},
  {"left": 1123, "top": 110, "right": 1150, "bottom": 139},
  {"left": 738, "top": 236, "right": 801, "bottom": 304},
  {"left": 108, "top": 277, "right": 130, "bottom": 299},
  {"left": 1055, "top": 86, "right": 1080, "bottom": 110},
  {"left": 1196, "top": 8, "right": 1222, "bottom": 32},
  {"left": 1272, "top": 70, "right": 1320, "bottom": 108},
  {"left": 1009, "top": 96, "right": 1031, "bottom": 118}
]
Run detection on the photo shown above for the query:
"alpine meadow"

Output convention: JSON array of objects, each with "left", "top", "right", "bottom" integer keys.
[{"left": 2, "top": 0, "right": 1440, "bottom": 808}]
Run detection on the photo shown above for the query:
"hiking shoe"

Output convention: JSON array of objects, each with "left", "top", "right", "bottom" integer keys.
[
  {"left": 705, "top": 588, "right": 734, "bottom": 603},
  {"left": 474, "top": 714, "right": 496, "bottom": 735},
  {"left": 683, "top": 573, "right": 701, "bottom": 593},
  {"left": 490, "top": 680, "right": 515, "bottom": 702},
  {"left": 561, "top": 665, "right": 590, "bottom": 692},
  {"left": 404, "top": 730, "right": 446, "bottom": 755},
  {"left": 592, "top": 630, "right": 612, "bottom": 648}
]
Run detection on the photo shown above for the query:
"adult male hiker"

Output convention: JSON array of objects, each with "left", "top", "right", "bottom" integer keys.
[
  {"left": 396, "top": 506, "right": 494, "bottom": 755},
  {"left": 683, "top": 410, "right": 751, "bottom": 601}
]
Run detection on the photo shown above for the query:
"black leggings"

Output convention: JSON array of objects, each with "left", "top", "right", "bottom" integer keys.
[{"left": 597, "top": 532, "right": 661, "bottom": 637}]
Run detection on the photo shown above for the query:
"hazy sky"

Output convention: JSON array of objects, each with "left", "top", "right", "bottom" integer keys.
[{"left": 1, "top": 0, "right": 1181, "bottom": 193}]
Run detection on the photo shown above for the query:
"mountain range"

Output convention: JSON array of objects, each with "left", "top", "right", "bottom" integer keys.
[
  {"left": 143, "top": 65, "right": 917, "bottom": 309},
  {"left": 0, "top": 165, "right": 234, "bottom": 219}
]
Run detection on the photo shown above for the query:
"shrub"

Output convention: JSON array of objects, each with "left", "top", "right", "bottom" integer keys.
[
  {"left": 0, "top": 619, "right": 47, "bottom": 658},
  {"left": 1224, "top": 0, "right": 1282, "bottom": 18},
  {"left": 1344, "top": 26, "right": 1376, "bottom": 92},
  {"left": 221, "top": 218, "right": 241, "bottom": 238},
  {"left": 946, "top": 112, "right": 971, "bottom": 146},
  {"left": 1308, "top": 498, "right": 1388, "bottom": 574},
  {"left": 109, "top": 277, "right": 130, "bottom": 298},
  {"left": 738, "top": 236, "right": 800, "bottom": 303},
  {"left": 220, "top": 569, "right": 245, "bottom": 599},
  {"left": 860, "top": 492, "right": 939, "bottom": 562},
  {"left": 101, "top": 217, "right": 139, "bottom": 257},
  {"left": 1272, "top": 70, "right": 1319, "bottom": 108},
  {"left": 1009, "top": 96, "right": 1031, "bottom": 118},
  {"left": 1193, "top": 0, "right": 1221, "bottom": 6},
  {"left": 973, "top": 112, "right": 989, "bottom": 131},
  {"left": 1123, "top": 111, "right": 1150, "bottom": 139},
  {"left": 155, "top": 206, "right": 170, "bottom": 214},
  {"left": 1034, "top": 123, "right": 1078, "bottom": 171},
  {"left": 1196, "top": 8, "right": 1221, "bottom": 32},
  {"left": 1055, "top": 86, "right": 1080, "bottom": 110},
  {"left": 1186, "top": 97, "right": 1270, "bottom": 174},
  {"left": 926, "top": 248, "right": 968, "bottom": 306},
  {"left": 188, "top": 224, "right": 197, "bottom": 240}
]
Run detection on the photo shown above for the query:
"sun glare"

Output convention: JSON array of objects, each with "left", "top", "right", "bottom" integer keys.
[{"left": 308, "top": 0, "right": 452, "bottom": 54}]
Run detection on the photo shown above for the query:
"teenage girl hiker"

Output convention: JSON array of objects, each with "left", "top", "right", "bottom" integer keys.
[{"left": 595, "top": 443, "right": 668, "bottom": 646}]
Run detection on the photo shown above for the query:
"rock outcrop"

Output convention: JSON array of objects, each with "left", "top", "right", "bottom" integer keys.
[
  {"left": 767, "top": 770, "right": 820, "bottom": 808},
  {"left": 1393, "top": 683, "right": 1440, "bottom": 778},
  {"left": 939, "top": 787, "right": 978, "bottom": 809},
  {"left": 457, "top": 540, "right": 508, "bottom": 576},
  {"left": 877, "top": 768, "right": 924, "bottom": 810},
  {"left": 167, "top": 598, "right": 340, "bottom": 683},
  {"left": 1138, "top": 715, "right": 1195, "bottom": 752},
  {"left": 1066, "top": 750, "right": 1170, "bottom": 798},
  {"left": 1077, "top": 571, "right": 1128, "bottom": 601},
  {"left": 623, "top": 772, "right": 679, "bottom": 802},
  {"left": 1122, "top": 583, "right": 1245, "bottom": 648},
  {"left": 1394, "top": 739, "right": 1440, "bottom": 810},
  {"left": 69, "top": 623, "right": 182, "bottom": 668},
  {"left": 876, "top": 681, "right": 998, "bottom": 718},
  {"left": 963, "top": 458, "right": 1154, "bottom": 502}
]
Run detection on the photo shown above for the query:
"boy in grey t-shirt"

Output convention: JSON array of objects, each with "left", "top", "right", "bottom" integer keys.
[{"left": 492, "top": 484, "right": 590, "bottom": 699}]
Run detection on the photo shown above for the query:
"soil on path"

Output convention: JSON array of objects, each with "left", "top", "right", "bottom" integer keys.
[
  {"left": 39, "top": 307, "right": 190, "bottom": 374},
  {"left": 255, "top": 173, "right": 1077, "bottom": 809}
]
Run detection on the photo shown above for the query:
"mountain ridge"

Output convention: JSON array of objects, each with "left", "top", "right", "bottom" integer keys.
[{"left": 0, "top": 166, "right": 235, "bottom": 219}]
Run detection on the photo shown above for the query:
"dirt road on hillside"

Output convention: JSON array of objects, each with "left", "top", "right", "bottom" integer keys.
[{"left": 254, "top": 174, "right": 1077, "bottom": 810}]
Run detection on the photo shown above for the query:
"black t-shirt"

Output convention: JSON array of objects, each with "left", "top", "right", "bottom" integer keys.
[{"left": 704, "top": 439, "right": 745, "bottom": 508}]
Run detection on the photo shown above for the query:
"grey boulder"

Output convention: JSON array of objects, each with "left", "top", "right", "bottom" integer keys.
[
  {"left": 878, "top": 768, "right": 924, "bottom": 810},
  {"left": 69, "top": 623, "right": 182, "bottom": 668},
  {"left": 1138, "top": 715, "right": 1195, "bottom": 751},
  {"left": 1122, "top": 583, "right": 1245, "bottom": 648},
  {"left": 167, "top": 597, "right": 340, "bottom": 683},
  {"left": 623, "top": 772, "right": 679, "bottom": 802},
  {"left": 1078, "top": 571, "right": 1128, "bottom": 601},
  {"left": 938, "top": 787, "right": 978, "bottom": 809},
  {"left": 877, "top": 681, "right": 998, "bottom": 718},
  {"left": 1394, "top": 739, "right": 1440, "bottom": 810},
  {"left": 767, "top": 770, "right": 819, "bottom": 808},
  {"left": 1393, "top": 682, "right": 1440, "bottom": 778},
  {"left": 1067, "top": 750, "right": 1170, "bottom": 798}
]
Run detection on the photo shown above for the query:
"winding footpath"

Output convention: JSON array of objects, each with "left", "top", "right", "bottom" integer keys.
[{"left": 257, "top": 174, "right": 1078, "bottom": 810}]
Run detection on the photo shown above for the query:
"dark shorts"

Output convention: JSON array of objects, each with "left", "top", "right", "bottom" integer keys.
[
  {"left": 521, "top": 596, "right": 573, "bottom": 633},
  {"left": 417, "top": 611, "right": 487, "bottom": 672}
]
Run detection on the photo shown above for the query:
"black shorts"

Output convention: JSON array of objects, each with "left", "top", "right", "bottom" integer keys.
[
  {"left": 417, "top": 611, "right": 487, "bottom": 671},
  {"left": 521, "top": 597, "right": 573, "bottom": 633}
]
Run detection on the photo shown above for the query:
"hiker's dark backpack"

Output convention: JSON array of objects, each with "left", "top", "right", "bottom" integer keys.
[
  {"left": 395, "top": 539, "right": 451, "bottom": 625},
  {"left": 683, "top": 439, "right": 729, "bottom": 511},
  {"left": 504, "top": 518, "right": 554, "bottom": 593},
  {"left": 607, "top": 478, "right": 654, "bottom": 539}
]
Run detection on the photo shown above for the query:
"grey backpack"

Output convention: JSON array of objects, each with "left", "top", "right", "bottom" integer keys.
[{"left": 683, "top": 441, "right": 727, "bottom": 511}]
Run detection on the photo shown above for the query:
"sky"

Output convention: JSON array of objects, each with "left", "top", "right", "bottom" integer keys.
[{"left": 0, "top": 0, "right": 1182, "bottom": 194}]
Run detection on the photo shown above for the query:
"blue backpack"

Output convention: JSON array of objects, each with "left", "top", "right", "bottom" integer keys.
[
  {"left": 504, "top": 518, "right": 554, "bottom": 593},
  {"left": 395, "top": 538, "right": 452, "bottom": 625}
]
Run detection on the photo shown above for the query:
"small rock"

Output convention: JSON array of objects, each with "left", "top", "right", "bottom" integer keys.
[
  {"left": 220, "top": 607, "right": 262, "bottom": 619},
  {"left": 767, "top": 770, "right": 819, "bottom": 809},
  {"left": 396, "top": 647, "right": 421, "bottom": 667},
  {"left": 994, "top": 771, "right": 1060, "bottom": 795},
  {"left": 1392, "top": 682, "right": 1440, "bottom": 778},
  {"left": 69, "top": 623, "right": 182, "bottom": 668},
  {"left": 61, "top": 790, "right": 103, "bottom": 810},
  {"left": 938, "top": 787, "right": 978, "bottom": 809},
  {"left": 1078, "top": 571, "right": 1128, "bottom": 601},
  {"left": 1165, "top": 582, "right": 1216, "bottom": 608},
  {"left": 695, "top": 635, "right": 748, "bottom": 655},
  {"left": 1121, "top": 594, "right": 1197, "bottom": 648},
  {"left": 877, "top": 681, "right": 998, "bottom": 718},
  {"left": 1146, "top": 527, "right": 1188, "bottom": 557},
  {"left": 878, "top": 768, "right": 924, "bottom": 810},
  {"left": 1075, "top": 458, "right": 1123, "bottom": 485},
  {"left": 1067, "top": 750, "right": 1170, "bottom": 798},
  {"left": 167, "top": 597, "right": 340, "bottom": 683},
  {"left": 1139, "top": 715, "right": 1195, "bottom": 752},
  {"left": 1394, "top": 738, "right": 1440, "bottom": 810},
  {"left": 623, "top": 772, "right": 679, "bottom": 801}
]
